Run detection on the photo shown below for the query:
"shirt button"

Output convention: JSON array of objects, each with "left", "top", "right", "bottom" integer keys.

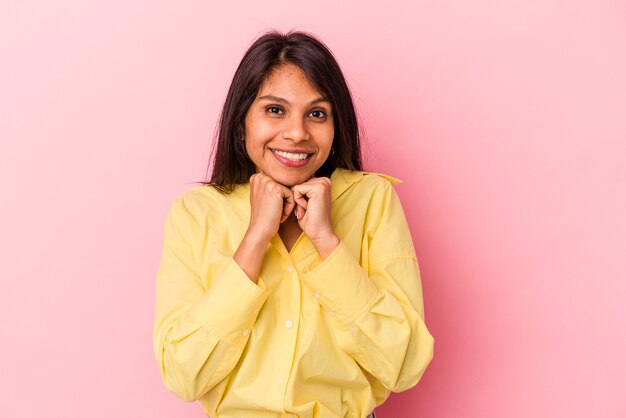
[
  {"left": 242, "top": 330, "right": 249, "bottom": 337},
  {"left": 254, "top": 308, "right": 260, "bottom": 314},
  {"left": 285, "top": 320, "right": 293, "bottom": 329},
  {"left": 287, "top": 265, "right": 295, "bottom": 272},
  {"left": 276, "top": 377, "right": 284, "bottom": 385},
  {"left": 313, "top": 292, "right": 320, "bottom": 299},
  {"left": 329, "top": 311, "right": 335, "bottom": 316}
]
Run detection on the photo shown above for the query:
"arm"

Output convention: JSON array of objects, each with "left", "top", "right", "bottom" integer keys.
[
  {"left": 299, "top": 183, "right": 435, "bottom": 392},
  {"left": 152, "top": 197, "right": 269, "bottom": 401},
  {"left": 234, "top": 172, "right": 296, "bottom": 282}
]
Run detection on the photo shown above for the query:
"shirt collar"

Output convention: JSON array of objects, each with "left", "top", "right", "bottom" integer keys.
[
  {"left": 330, "top": 168, "right": 364, "bottom": 201},
  {"left": 330, "top": 168, "right": 402, "bottom": 201}
]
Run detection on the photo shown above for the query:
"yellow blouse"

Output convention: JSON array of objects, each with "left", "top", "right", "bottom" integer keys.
[{"left": 153, "top": 168, "right": 434, "bottom": 418}]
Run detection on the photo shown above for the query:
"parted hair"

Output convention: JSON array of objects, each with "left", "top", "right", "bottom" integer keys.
[{"left": 202, "top": 29, "right": 363, "bottom": 193}]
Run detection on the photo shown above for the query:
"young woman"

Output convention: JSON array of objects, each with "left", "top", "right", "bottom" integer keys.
[{"left": 153, "top": 30, "right": 434, "bottom": 418}]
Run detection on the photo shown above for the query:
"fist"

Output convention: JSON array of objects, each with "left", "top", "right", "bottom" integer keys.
[
  {"left": 247, "top": 173, "right": 295, "bottom": 242},
  {"left": 291, "top": 177, "right": 335, "bottom": 242}
]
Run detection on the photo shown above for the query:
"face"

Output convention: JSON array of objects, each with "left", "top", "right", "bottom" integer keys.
[{"left": 243, "top": 63, "right": 334, "bottom": 187}]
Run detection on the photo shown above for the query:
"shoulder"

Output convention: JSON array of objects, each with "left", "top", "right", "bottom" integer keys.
[
  {"left": 333, "top": 168, "right": 402, "bottom": 198},
  {"left": 171, "top": 184, "right": 220, "bottom": 210},
  {"left": 167, "top": 183, "right": 244, "bottom": 225},
  {"left": 359, "top": 170, "right": 402, "bottom": 188}
]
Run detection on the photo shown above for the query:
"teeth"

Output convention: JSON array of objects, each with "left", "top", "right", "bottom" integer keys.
[{"left": 274, "top": 150, "right": 309, "bottom": 161}]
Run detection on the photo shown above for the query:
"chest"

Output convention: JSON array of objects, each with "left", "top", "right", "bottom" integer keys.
[{"left": 278, "top": 220, "right": 303, "bottom": 253}]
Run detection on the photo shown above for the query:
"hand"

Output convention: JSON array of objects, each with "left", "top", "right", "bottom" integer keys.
[
  {"left": 246, "top": 173, "right": 296, "bottom": 243},
  {"left": 291, "top": 177, "right": 339, "bottom": 249}
]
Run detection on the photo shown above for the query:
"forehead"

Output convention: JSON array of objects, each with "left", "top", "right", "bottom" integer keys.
[{"left": 258, "top": 64, "right": 321, "bottom": 96}]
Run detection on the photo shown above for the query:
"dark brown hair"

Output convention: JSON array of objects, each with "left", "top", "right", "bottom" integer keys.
[{"left": 202, "top": 29, "right": 363, "bottom": 193}]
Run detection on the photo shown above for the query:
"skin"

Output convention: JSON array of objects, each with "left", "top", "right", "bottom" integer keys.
[{"left": 233, "top": 63, "right": 341, "bottom": 283}]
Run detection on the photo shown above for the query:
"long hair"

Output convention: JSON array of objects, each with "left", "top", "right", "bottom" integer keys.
[{"left": 203, "top": 30, "right": 363, "bottom": 193}]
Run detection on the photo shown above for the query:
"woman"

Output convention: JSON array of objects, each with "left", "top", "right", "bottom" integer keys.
[{"left": 153, "top": 30, "right": 434, "bottom": 418}]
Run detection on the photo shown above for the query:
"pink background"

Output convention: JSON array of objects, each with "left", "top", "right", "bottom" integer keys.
[{"left": 1, "top": 1, "right": 625, "bottom": 417}]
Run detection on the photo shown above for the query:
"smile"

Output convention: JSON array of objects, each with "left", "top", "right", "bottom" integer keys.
[
  {"left": 273, "top": 150, "right": 309, "bottom": 161},
  {"left": 270, "top": 149, "right": 313, "bottom": 167}
]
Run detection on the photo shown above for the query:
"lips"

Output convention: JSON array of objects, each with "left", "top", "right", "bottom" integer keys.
[
  {"left": 273, "top": 150, "right": 310, "bottom": 161},
  {"left": 270, "top": 148, "right": 313, "bottom": 167}
]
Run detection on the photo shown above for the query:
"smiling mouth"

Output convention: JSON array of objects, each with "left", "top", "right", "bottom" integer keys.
[{"left": 271, "top": 149, "right": 312, "bottom": 162}]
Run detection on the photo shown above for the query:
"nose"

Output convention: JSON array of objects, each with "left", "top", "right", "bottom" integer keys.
[{"left": 282, "top": 114, "right": 310, "bottom": 143}]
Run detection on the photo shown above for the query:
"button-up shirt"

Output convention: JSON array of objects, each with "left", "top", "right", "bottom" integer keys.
[{"left": 153, "top": 168, "right": 434, "bottom": 418}]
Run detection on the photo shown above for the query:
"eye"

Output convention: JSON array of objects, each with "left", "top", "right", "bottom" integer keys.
[
  {"left": 266, "top": 106, "right": 283, "bottom": 115},
  {"left": 309, "top": 109, "right": 327, "bottom": 119}
]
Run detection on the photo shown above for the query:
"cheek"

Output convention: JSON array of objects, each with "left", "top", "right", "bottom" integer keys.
[
  {"left": 245, "top": 125, "right": 275, "bottom": 153},
  {"left": 245, "top": 111, "right": 272, "bottom": 138},
  {"left": 248, "top": 116, "right": 277, "bottom": 135},
  {"left": 320, "top": 126, "right": 335, "bottom": 151},
  {"left": 245, "top": 140, "right": 266, "bottom": 161}
]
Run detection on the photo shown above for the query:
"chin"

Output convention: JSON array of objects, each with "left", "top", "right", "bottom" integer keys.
[{"left": 271, "top": 171, "right": 312, "bottom": 187}]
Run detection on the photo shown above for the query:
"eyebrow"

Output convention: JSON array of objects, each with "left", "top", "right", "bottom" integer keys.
[{"left": 257, "top": 94, "right": 330, "bottom": 106}]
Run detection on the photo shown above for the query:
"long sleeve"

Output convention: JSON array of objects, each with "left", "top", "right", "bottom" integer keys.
[
  {"left": 152, "top": 197, "right": 270, "bottom": 402},
  {"left": 299, "top": 182, "right": 434, "bottom": 392}
]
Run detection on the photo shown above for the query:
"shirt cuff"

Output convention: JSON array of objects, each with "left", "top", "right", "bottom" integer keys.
[
  {"left": 300, "top": 240, "right": 380, "bottom": 322},
  {"left": 187, "top": 257, "right": 270, "bottom": 341}
]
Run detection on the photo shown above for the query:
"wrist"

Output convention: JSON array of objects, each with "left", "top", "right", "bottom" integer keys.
[
  {"left": 243, "top": 228, "right": 272, "bottom": 248},
  {"left": 234, "top": 230, "right": 271, "bottom": 284},
  {"left": 310, "top": 232, "right": 340, "bottom": 259}
]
